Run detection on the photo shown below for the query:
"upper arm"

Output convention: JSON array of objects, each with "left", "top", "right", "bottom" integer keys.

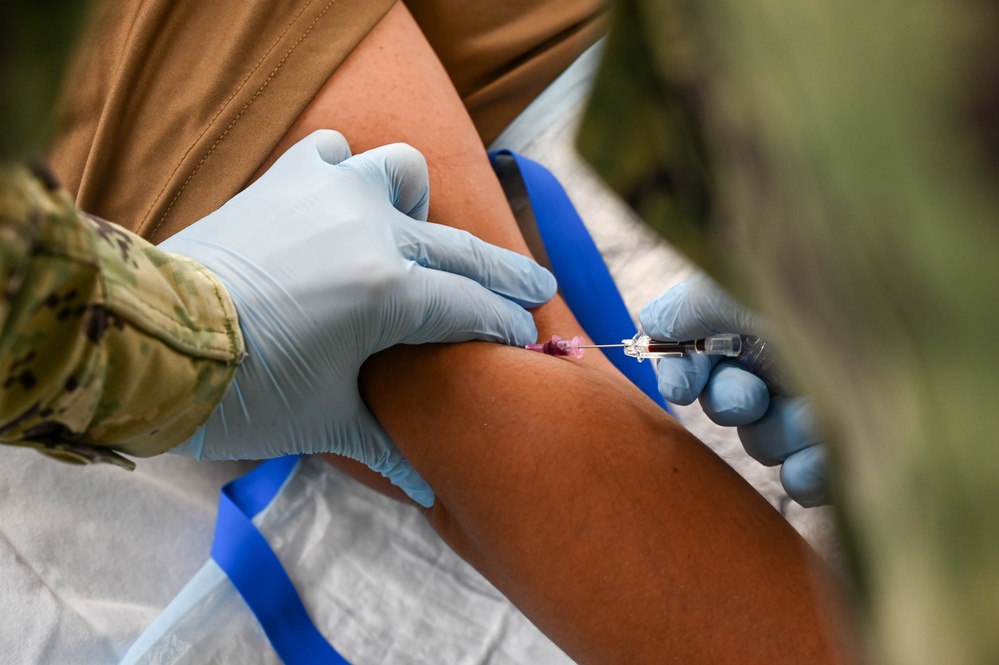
[{"left": 257, "top": 7, "right": 853, "bottom": 664}]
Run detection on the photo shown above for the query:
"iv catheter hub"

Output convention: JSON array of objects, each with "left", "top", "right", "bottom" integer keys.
[{"left": 524, "top": 334, "right": 587, "bottom": 358}]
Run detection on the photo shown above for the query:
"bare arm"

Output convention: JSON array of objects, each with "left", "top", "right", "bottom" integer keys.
[
  {"left": 261, "top": 4, "right": 854, "bottom": 663},
  {"left": 363, "top": 342, "right": 850, "bottom": 665}
]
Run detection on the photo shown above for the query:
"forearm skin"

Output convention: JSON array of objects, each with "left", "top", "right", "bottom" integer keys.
[{"left": 359, "top": 340, "right": 851, "bottom": 665}]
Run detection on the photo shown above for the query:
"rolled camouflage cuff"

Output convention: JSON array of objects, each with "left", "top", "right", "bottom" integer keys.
[{"left": 0, "top": 164, "right": 244, "bottom": 462}]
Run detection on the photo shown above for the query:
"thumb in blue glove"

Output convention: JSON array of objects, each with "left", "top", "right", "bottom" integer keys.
[
  {"left": 161, "top": 130, "right": 558, "bottom": 507},
  {"left": 639, "top": 274, "right": 828, "bottom": 507}
]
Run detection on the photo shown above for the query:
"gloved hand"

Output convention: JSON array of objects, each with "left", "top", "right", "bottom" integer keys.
[
  {"left": 639, "top": 274, "right": 828, "bottom": 506},
  {"left": 161, "top": 130, "right": 557, "bottom": 507}
]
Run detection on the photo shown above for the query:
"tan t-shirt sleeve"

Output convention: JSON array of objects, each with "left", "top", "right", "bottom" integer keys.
[
  {"left": 405, "top": 0, "right": 610, "bottom": 146},
  {"left": 48, "top": 0, "right": 396, "bottom": 242}
]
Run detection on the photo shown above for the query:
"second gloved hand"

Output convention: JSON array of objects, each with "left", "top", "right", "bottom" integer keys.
[
  {"left": 161, "top": 130, "right": 557, "bottom": 507},
  {"left": 639, "top": 274, "right": 828, "bottom": 507}
]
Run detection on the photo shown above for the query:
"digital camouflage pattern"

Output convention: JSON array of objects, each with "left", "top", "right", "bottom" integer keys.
[
  {"left": 0, "top": 164, "right": 244, "bottom": 466},
  {"left": 580, "top": 2, "right": 999, "bottom": 665}
]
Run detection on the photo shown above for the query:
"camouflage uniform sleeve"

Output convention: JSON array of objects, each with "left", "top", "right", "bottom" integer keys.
[
  {"left": 0, "top": 164, "right": 244, "bottom": 467},
  {"left": 578, "top": 3, "right": 999, "bottom": 665},
  {"left": 576, "top": 0, "right": 716, "bottom": 272}
]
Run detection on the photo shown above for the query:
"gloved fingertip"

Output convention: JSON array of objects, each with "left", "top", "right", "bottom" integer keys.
[
  {"left": 656, "top": 365, "right": 700, "bottom": 405},
  {"left": 476, "top": 303, "right": 538, "bottom": 348},
  {"left": 405, "top": 486, "right": 436, "bottom": 508},
  {"left": 377, "top": 455, "right": 436, "bottom": 507},
  {"left": 701, "top": 364, "right": 769, "bottom": 426},
  {"left": 394, "top": 473, "right": 436, "bottom": 508},
  {"left": 510, "top": 313, "right": 540, "bottom": 348},
  {"left": 656, "top": 354, "right": 714, "bottom": 406},
  {"left": 351, "top": 142, "right": 430, "bottom": 220},
  {"left": 308, "top": 129, "right": 352, "bottom": 165},
  {"left": 780, "top": 446, "right": 829, "bottom": 507},
  {"left": 481, "top": 276, "right": 544, "bottom": 346},
  {"left": 504, "top": 256, "right": 557, "bottom": 308},
  {"left": 387, "top": 144, "right": 430, "bottom": 221},
  {"left": 537, "top": 266, "right": 558, "bottom": 302},
  {"left": 741, "top": 397, "right": 821, "bottom": 458},
  {"left": 658, "top": 386, "right": 698, "bottom": 406}
]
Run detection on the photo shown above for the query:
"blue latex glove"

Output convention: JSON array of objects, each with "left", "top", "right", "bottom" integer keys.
[
  {"left": 161, "top": 130, "right": 557, "bottom": 507},
  {"left": 639, "top": 274, "right": 828, "bottom": 507}
]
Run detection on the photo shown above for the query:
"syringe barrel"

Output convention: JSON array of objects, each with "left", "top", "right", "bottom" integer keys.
[{"left": 631, "top": 333, "right": 742, "bottom": 360}]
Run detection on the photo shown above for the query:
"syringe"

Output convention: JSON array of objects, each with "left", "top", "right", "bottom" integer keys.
[
  {"left": 584, "top": 332, "right": 742, "bottom": 361},
  {"left": 526, "top": 331, "right": 788, "bottom": 395},
  {"left": 525, "top": 332, "right": 739, "bottom": 360}
]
